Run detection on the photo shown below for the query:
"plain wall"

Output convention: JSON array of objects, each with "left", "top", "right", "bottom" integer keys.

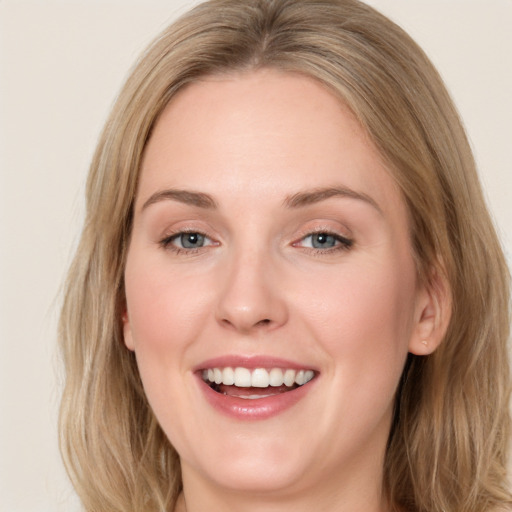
[{"left": 0, "top": 1, "right": 510, "bottom": 511}]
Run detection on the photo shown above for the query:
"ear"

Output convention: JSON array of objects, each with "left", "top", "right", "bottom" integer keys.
[
  {"left": 409, "top": 266, "right": 452, "bottom": 356},
  {"left": 122, "top": 309, "right": 135, "bottom": 351}
]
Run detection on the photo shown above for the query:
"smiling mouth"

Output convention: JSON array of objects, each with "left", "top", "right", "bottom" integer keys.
[{"left": 201, "top": 367, "right": 315, "bottom": 399}]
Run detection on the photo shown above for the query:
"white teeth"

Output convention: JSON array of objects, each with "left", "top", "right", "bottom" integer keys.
[
  {"left": 234, "top": 367, "right": 252, "bottom": 387},
  {"left": 238, "top": 394, "right": 274, "bottom": 400},
  {"left": 295, "top": 370, "right": 314, "bottom": 385},
  {"left": 269, "top": 368, "right": 284, "bottom": 387},
  {"left": 251, "top": 368, "right": 270, "bottom": 388},
  {"left": 202, "top": 366, "right": 315, "bottom": 388},
  {"left": 283, "top": 369, "right": 296, "bottom": 387},
  {"left": 222, "top": 367, "right": 235, "bottom": 385}
]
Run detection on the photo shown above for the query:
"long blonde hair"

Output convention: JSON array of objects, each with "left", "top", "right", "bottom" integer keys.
[{"left": 59, "top": 1, "right": 511, "bottom": 510}]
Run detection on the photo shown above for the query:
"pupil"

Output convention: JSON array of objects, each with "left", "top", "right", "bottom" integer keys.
[
  {"left": 182, "top": 233, "right": 204, "bottom": 248},
  {"left": 313, "top": 233, "right": 335, "bottom": 248}
]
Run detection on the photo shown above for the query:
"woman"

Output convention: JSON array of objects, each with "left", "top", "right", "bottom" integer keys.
[{"left": 58, "top": 0, "right": 511, "bottom": 511}]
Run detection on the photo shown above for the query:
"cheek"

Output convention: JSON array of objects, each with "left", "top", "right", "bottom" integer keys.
[
  {"left": 124, "top": 253, "right": 214, "bottom": 355},
  {"left": 296, "top": 252, "right": 417, "bottom": 384},
  {"left": 123, "top": 254, "right": 212, "bottom": 445},
  {"left": 302, "top": 260, "right": 416, "bottom": 446}
]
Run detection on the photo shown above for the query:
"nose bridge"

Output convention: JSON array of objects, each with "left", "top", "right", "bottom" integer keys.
[{"left": 215, "top": 242, "right": 288, "bottom": 333}]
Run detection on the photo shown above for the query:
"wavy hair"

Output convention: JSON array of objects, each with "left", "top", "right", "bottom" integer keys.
[{"left": 59, "top": 0, "right": 511, "bottom": 510}]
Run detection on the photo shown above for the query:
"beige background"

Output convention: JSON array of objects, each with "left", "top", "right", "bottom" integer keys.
[{"left": 0, "top": 1, "right": 511, "bottom": 511}]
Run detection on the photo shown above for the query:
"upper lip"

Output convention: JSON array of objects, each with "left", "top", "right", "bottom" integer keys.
[{"left": 193, "top": 355, "right": 318, "bottom": 372}]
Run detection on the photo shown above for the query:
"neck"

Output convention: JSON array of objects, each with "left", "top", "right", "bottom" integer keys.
[{"left": 176, "top": 459, "right": 390, "bottom": 512}]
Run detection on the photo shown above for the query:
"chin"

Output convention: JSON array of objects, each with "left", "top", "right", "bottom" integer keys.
[
  {"left": 180, "top": 429, "right": 315, "bottom": 495},
  {"left": 193, "top": 459, "right": 308, "bottom": 495}
]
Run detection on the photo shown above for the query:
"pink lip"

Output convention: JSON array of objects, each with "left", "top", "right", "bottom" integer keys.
[
  {"left": 193, "top": 354, "right": 317, "bottom": 371},
  {"left": 196, "top": 376, "right": 316, "bottom": 420},
  {"left": 193, "top": 355, "right": 318, "bottom": 421}
]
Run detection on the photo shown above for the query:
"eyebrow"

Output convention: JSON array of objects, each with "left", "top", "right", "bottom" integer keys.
[
  {"left": 142, "top": 189, "right": 218, "bottom": 211},
  {"left": 141, "top": 185, "right": 381, "bottom": 214},
  {"left": 284, "top": 186, "right": 382, "bottom": 214}
]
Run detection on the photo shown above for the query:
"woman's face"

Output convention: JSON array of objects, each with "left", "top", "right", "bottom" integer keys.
[{"left": 123, "top": 70, "right": 435, "bottom": 505}]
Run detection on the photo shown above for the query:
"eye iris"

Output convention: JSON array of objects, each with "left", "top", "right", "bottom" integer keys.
[
  {"left": 312, "top": 233, "right": 336, "bottom": 248},
  {"left": 181, "top": 233, "right": 205, "bottom": 248}
]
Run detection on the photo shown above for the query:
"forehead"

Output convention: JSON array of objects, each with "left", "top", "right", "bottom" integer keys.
[{"left": 138, "top": 69, "right": 403, "bottom": 217}]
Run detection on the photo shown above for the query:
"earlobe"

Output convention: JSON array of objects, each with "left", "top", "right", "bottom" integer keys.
[
  {"left": 122, "top": 310, "right": 135, "bottom": 351},
  {"left": 409, "top": 266, "right": 452, "bottom": 356}
]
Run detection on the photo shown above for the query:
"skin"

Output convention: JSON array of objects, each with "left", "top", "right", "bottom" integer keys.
[{"left": 123, "top": 69, "right": 444, "bottom": 512}]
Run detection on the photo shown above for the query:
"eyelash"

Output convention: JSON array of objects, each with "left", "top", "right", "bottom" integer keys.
[
  {"left": 292, "top": 229, "right": 353, "bottom": 255},
  {"left": 159, "top": 229, "right": 215, "bottom": 255},
  {"left": 158, "top": 229, "right": 353, "bottom": 255}
]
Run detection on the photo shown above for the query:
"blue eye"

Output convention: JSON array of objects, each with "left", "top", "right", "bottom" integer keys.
[
  {"left": 161, "top": 231, "right": 215, "bottom": 252},
  {"left": 297, "top": 232, "right": 353, "bottom": 251},
  {"left": 175, "top": 232, "right": 206, "bottom": 249},
  {"left": 308, "top": 233, "right": 337, "bottom": 248}
]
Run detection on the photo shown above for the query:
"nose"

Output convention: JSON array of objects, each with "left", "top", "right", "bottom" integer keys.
[{"left": 215, "top": 249, "right": 288, "bottom": 334}]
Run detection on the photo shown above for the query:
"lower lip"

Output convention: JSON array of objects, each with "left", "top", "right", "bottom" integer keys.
[{"left": 197, "top": 376, "right": 316, "bottom": 420}]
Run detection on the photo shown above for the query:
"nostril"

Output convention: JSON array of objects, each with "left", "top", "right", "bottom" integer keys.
[{"left": 220, "top": 317, "right": 273, "bottom": 332}]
